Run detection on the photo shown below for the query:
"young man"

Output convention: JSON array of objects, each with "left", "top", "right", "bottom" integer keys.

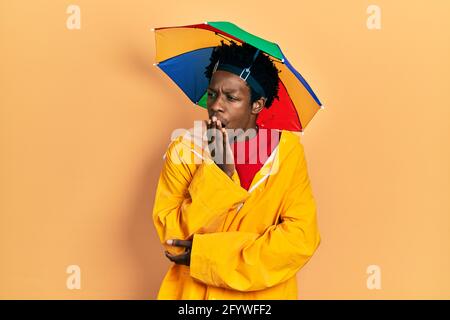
[{"left": 152, "top": 41, "right": 321, "bottom": 299}]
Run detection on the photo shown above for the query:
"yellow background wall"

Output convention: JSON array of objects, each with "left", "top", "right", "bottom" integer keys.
[{"left": 1, "top": 0, "right": 449, "bottom": 299}]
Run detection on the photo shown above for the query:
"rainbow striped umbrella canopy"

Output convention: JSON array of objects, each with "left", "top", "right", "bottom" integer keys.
[{"left": 153, "top": 21, "right": 322, "bottom": 132}]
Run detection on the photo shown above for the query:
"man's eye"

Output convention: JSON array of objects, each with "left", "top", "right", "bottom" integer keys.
[
  {"left": 228, "top": 96, "right": 236, "bottom": 101},
  {"left": 207, "top": 92, "right": 215, "bottom": 97}
]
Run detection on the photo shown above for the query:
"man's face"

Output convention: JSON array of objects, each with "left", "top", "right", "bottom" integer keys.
[{"left": 206, "top": 70, "right": 257, "bottom": 130}]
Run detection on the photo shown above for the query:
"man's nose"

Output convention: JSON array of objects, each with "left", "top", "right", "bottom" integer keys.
[{"left": 210, "top": 95, "right": 224, "bottom": 113}]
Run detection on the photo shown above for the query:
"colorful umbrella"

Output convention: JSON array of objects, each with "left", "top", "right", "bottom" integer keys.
[{"left": 153, "top": 21, "right": 323, "bottom": 132}]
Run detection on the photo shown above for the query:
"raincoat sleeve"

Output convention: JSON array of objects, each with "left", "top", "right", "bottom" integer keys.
[
  {"left": 152, "top": 137, "right": 250, "bottom": 249},
  {"left": 189, "top": 143, "right": 321, "bottom": 292}
]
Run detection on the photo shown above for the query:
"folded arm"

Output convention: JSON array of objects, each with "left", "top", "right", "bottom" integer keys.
[
  {"left": 152, "top": 138, "right": 249, "bottom": 248},
  {"left": 189, "top": 143, "right": 321, "bottom": 292}
]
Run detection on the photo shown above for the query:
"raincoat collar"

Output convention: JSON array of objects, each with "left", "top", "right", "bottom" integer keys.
[{"left": 177, "top": 120, "right": 301, "bottom": 192}]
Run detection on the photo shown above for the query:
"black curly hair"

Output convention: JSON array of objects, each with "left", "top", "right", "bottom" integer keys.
[{"left": 204, "top": 40, "right": 281, "bottom": 108}]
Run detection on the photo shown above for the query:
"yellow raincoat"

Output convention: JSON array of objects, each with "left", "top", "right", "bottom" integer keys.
[{"left": 152, "top": 121, "right": 321, "bottom": 299}]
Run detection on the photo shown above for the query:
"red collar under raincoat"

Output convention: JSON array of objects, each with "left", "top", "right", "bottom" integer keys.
[{"left": 152, "top": 121, "right": 321, "bottom": 299}]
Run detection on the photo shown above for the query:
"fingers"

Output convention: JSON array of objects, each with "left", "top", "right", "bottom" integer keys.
[
  {"left": 207, "top": 117, "right": 215, "bottom": 138},
  {"left": 212, "top": 120, "right": 217, "bottom": 148},
  {"left": 166, "top": 239, "right": 192, "bottom": 248},
  {"left": 210, "top": 118, "right": 217, "bottom": 146},
  {"left": 206, "top": 116, "right": 235, "bottom": 176},
  {"left": 207, "top": 116, "right": 232, "bottom": 165},
  {"left": 165, "top": 239, "right": 192, "bottom": 266},
  {"left": 164, "top": 249, "right": 191, "bottom": 266},
  {"left": 208, "top": 117, "right": 221, "bottom": 159},
  {"left": 222, "top": 127, "right": 234, "bottom": 165},
  {"left": 221, "top": 125, "right": 227, "bottom": 165},
  {"left": 215, "top": 120, "right": 223, "bottom": 147}
]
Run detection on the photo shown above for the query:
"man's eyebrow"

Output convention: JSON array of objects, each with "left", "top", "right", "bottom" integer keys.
[{"left": 207, "top": 87, "right": 239, "bottom": 94}]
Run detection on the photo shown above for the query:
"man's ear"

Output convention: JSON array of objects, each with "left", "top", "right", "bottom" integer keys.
[{"left": 251, "top": 97, "right": 267, "bottom": 115}]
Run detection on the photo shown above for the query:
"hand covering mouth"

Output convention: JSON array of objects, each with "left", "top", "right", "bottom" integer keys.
[{"left": 209, "top": 116, "right": 227, "bottom": 128}]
